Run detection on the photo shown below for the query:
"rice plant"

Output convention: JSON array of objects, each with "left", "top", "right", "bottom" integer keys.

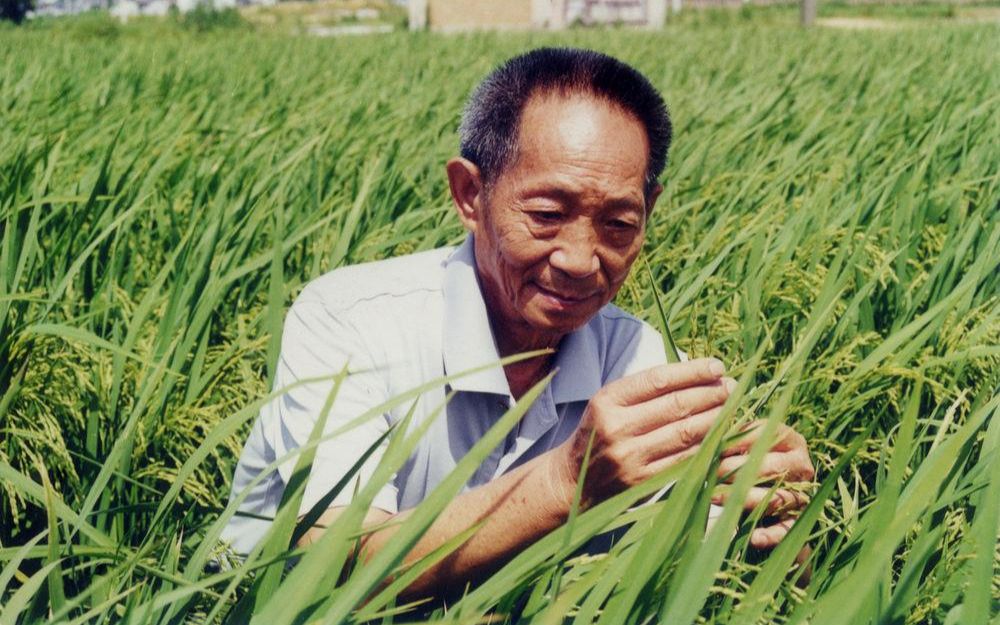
[{"left": 0, "top": 15, "right": 997, "bottom": 624}]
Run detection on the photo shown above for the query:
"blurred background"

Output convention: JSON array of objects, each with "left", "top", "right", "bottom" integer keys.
[{"left": 6, "top": 0, "right": 1000, "bottom": 34}]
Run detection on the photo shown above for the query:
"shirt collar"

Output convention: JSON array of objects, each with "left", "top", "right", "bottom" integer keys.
[{"left": 442, "top": 234, "right": 603, "bottom": 404}]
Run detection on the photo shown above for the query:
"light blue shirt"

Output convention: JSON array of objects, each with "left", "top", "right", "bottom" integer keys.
[{"left": 222, "top": 235, "right": 668, "bottom": 553}]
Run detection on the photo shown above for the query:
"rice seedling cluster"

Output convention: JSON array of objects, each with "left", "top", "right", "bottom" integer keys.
[{"left": 0, "top": 16, "right": 997, "bottom": 624}]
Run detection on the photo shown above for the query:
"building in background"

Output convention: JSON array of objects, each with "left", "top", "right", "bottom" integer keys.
[
  {"left": 409, "top": 0, "right": 669, "bottom": 31},
  {"left": 31, "top": 0, "right": 105, "bottom": 17},
  {"left": 30, "top": 0, "right": 273, "bottom": 19}
]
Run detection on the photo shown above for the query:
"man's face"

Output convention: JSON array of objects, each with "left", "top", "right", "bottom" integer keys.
[{"left": 469, "top": 92, "right": 656, "bottom": 349}]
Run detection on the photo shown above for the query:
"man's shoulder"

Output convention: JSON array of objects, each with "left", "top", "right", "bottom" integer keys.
[
  {"left": 593, "top": 303, "right": 674, "bottom": 372},
  {"left": 594, "top": 302, "right": 655, "bottom": 333},
  {"left": 589, "top": 302, "right": 665, "bottom": 360},
  {"left": 593, "top": 303, "right": 687, "bottom": 366},
  {"left": 295, "top": 246, "right": 455, "bottom": 313}
]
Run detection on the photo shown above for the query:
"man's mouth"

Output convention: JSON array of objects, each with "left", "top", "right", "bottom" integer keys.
[{"left": 533, "top": 282, "right": 596, "bottom": 306}]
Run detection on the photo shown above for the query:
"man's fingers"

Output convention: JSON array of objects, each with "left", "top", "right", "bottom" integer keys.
[
  {"left": 717, "top": 422, "right": 814, "bottom": 484},
  {"left": 717, "top": 450, "right": 815, "bottom": 483},
  {"left": 708, "top": 484, "right": 810, "bottom": 549},
  {"left": 721, "top": 420, "right": 804, "bottom": 457},
  {"left": 640, "top": 443, "right": 703, "bottom": 479},
  {"left": 626, "top": 378, "right": 735, "bottom": 435},
  {"left": 750, "top": 518, "right": 795, "bottom": 549},
  {"left": 712, "top": 486, "right": 809, "bottom": 517},
  {"left": 605, "top": 358, "right": 726, "bottom": 406},
  {"left": 634, "top": 405, "right": 723, "bottom": 461}
]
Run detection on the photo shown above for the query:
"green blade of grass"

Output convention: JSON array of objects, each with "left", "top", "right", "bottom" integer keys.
[{"left": 643, "top": 257, "right": 681, "bottom": 363}]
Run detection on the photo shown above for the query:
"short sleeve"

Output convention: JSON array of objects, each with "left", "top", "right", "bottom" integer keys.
[{"left": 266, "top": 295, "right": 399, "bottom": 515}]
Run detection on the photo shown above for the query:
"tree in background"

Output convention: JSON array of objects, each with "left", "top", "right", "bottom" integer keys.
[
  {"left": 0, "top": 0, "right": 33, "bottom": 23},
  {"left": 801, "top": 0, "right": 817, "bottom": 25}
]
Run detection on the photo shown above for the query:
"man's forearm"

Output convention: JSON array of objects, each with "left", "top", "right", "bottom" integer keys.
[{"left": 302, "top": 449, "right": 575, "bottom": 600}]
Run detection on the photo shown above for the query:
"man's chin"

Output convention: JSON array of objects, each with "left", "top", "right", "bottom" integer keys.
[{"left": 526, "top": 309, "right": 597, "bottom": 336}]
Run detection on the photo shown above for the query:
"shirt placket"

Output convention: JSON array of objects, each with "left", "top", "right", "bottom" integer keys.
[
  {"left": 493, "top": 384, "right": 560, "bottom": 478},
  {"left": 467, "top": 394, "right": 514, "bottom": 487}
]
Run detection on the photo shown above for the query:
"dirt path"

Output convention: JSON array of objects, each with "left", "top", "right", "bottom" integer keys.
[
  {"left": 819, "top": 8, "right": 1000, "bottom": 29},
  {"left": 818, "top": 17, "right": 900, "bottom": 29}
]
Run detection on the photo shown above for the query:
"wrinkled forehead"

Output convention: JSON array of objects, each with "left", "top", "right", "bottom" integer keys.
[
  {"left": 505, "top": 91, "right": 650, "bottom": 184},
  {"left": 524, "top": 90, "right": 647, "bottom": 147}
]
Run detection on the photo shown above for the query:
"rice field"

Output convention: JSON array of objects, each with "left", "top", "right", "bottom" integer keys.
[{"left": 1, "top": 12, "right": 998, "bottom": 624}]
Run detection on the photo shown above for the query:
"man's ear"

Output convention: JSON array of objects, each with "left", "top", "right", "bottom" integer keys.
[
  {"left": 446, "top": 157, "right": 485, "bottom": 234},
  {"left": 645, "top": 183, "right": 664, "bottom": 216}
]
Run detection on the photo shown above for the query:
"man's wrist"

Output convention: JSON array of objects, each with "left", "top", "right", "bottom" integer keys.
[{"left": 541, "top": 446, "right": 583, "bottom": 521}]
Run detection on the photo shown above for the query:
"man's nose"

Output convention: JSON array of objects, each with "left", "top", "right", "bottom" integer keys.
[{"left": 549, "top": 227, "right": 600, "bottom": 279}]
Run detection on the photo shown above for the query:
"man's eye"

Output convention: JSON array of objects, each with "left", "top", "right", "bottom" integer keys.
[
  {"left": 608, "top": 219, "right": 638, "bottom": 231},
  {"left": 528, "top": 211, "right": 563, "bottom": 223}
]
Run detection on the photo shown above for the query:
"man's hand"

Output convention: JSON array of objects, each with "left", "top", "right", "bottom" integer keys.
[
  {"left": 713, "top": 420, "right": 815, "bottom": 549},
  {"left": 552, "top": 357, "right": 815, "bottom": 552},
  {"left": 553, "top": 358, "right": 735, "bottom": 508}
]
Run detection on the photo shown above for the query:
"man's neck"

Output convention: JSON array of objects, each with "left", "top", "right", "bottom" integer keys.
[
  {"left": 486, "top": 311, "right": 562, "bottom": 401},
  {"left": 504, "top": 352, "right": 556, "bottom": 400}
]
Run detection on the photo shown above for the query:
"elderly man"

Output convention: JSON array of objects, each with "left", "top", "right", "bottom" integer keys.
[{"left": 223, "top": 47, "right": 813, "bottom": 596}]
